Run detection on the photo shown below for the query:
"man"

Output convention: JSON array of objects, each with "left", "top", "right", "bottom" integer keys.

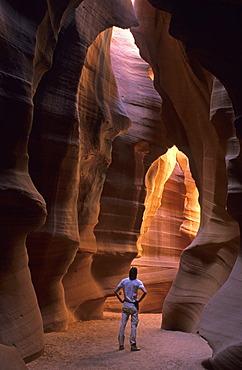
[{"left": 114, "top": 267, "right": 147, "bottom": 351}]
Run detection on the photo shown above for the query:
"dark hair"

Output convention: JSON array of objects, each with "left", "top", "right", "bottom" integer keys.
[{"left": 129, "top": 267, "right": 137, "bottom": 280}]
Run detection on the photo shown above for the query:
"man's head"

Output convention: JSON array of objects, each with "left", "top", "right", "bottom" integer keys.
[{"left": 129, "top": 267, "right": 137, "bottom": 280}]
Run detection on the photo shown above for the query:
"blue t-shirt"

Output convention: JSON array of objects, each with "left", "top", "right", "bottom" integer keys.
[{"left": 117, "top": 278, "right": 146, "bottom": 303}]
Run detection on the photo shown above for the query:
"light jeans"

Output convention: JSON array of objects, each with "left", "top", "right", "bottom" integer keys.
[{"left": 118, "top": 301, "right": 139, "bottom": 346}]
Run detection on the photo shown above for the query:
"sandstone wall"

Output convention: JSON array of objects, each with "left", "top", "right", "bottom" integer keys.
[
  {"left": 0, "top": 0, "right": 138, "bottom": 361},
  {"left": 102, "top": 26, "right": 200, "bottom": 315},
  {"left": 97, "top": 26, "right": 170, "bottom": 313},
  {"left": 199, "top": 79, "right": 242, "bottom": 365},
  {"left": 134, "top": 0, "right": 242, "bottom": 366},
  {"left": 133, "top": 146, "right": 200, "bottom": 313},
  {"left": 132, "top": 0, "right": 239, "bottom": 333},
  {"left": 0, "top": 0, "right": 56, "bottom": 361},
  {"left": 28, "top": 0, "right": 138, "bottom": 329},
  {"left": 1, "top": 0, "right": 242, "bottom": 366}
]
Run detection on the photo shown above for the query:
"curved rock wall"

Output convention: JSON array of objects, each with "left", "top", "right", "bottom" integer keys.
[
  {"left": 199, "top": 80, "right": 242, "bottom": 358},
  {"left": 97, "top": 26, "right": 169, "bottom": 313},
  {"left": 63, "top": 26, "right": 133, "bottom": 320},
  {"left": 1, "top": 0, "right": 242, "bottom": 365},
  {"left": 102, "top": 28, "right": 200, "bottom": 315},
  {"left": 0, "top": 0, "right": 138, "bottom": 361},
  {"left": 0, "top": 0, "right": 49, "bottom": 361},
  {"left": 28, "top": 0, "right": 138, "bottom": 328},
  {"left": 133, "top": 0, "right": 242, "bottom": 365},
  {"left": 132, "top": 0, "right": 240, "bottom": 333},
  {"left": 133, "top": 146, "right": 200, "bottom": 313}
]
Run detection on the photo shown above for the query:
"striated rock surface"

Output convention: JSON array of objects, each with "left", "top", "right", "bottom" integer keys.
[
  {"left": 0, "top": 0, "right": 48, "bottom": 361},
  {"left": 202, "top": 342, "right": 242, "bottom": 370},
  {"left": 132, "top": 0, "right": 240, "bottom": 333},
  {"left": 1, "top": 0, "right": 242, "bottom": 365},
  {"left": 199, "top": 80, "right": 242, "bottom": 358},
  {"left": 0, "top": 0, "right": 138, "bottom": 361},
  {"left": 28, "top": 1, "right": 138, "bottom": 329},
  {"left": 0, "top": 344, "right": 27, "bottom": 370},
  {"left": 63, "top": 25, "right": 133, "bottom": 320},
  {"left": 133, "top": 146, "right": 200, "bottom": 313},
  {"left": 101, "top": 27, "right": 200, "bottom": 315},
  {"left": 97, "top": 26, "right": 169, "bottom": 312},
  {"left": 134, "top": 0, "right": 242, "bottom": 365}
]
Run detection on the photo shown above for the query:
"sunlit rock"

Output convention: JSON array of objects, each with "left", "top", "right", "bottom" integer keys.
[
  {"left": 63, "top": 26, "right": 133, "bottom": 320},
  {"left": 27, "top": 1, "right": 138, "bottom": 329},
  {"left": 132, "top": 0, "right": 240, "bottom": 332},
  {"left": 97, "top": 25, "right": 168, "bottom": 312},
  {"left": 133, "top": 146, "right": 200, "bottom": 313},
  {"left": 0, "top": 0, "right": 138, "bottom": 360}
]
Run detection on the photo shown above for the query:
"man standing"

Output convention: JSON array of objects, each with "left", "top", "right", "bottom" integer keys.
[{"left": 114, "top": 267, "right": 147, "bottom": 351}]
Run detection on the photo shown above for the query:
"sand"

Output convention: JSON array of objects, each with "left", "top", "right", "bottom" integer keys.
[{"left": 27, "top": 312, "right": 212, "bottom": 369}]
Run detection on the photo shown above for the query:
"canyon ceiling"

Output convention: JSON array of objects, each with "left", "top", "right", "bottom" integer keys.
[{"left": 0, "top": 0, "right": 242, "bottom": 368}]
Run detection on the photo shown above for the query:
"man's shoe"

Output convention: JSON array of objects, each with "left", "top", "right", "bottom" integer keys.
[
  {"left": 131, "top": 344, "right": 141, "bottom": 351},
  {"left": 119, "top": 345, "right": 124, "bottom": 350}
]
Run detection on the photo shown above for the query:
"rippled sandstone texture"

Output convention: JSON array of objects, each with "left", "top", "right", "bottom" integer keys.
[
  {"left": 133, "top": 0, "right": 242, "bottom": 367},
  {"left": 99, "top": 27, "right": 200, "bottom": 315},
  {"left": 98, "top": 28, "right": 182, "bottom": 314},
  {"left": 1, "top": 0, "right": 242, "bottom": 367},
  {"left": 132, "top": 146, "right": 200, "bottom": 313},
  {"left": 28, "top": 1, "right": 137, "bottom": 331},
  {"left": 0, "top": 0, "right": 138, "bottom": 362},
  {"left": 132, "top": 0, "right": 238, "bottom": 333},
  {"left": 0, "top": 344, "right": 27, "bottom": 370}
]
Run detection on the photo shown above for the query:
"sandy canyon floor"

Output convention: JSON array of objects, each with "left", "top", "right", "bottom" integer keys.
[{"left": 27, "top": 312, "right": 212, "bottom": 370}]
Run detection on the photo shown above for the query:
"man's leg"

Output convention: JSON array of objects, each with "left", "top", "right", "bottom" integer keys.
[
  {"left": 118, "top": 309, "right": 129, "bottom": 349},
  {"left": 130, "top": 310, "right": 139, "bottom": 350}
]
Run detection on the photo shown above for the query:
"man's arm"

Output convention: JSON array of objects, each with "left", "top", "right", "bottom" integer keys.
[
  {"left": 137, "top": 286, "right": 147, "bottom": 303},
  {"left": 114, "top": 286, "right": 124, "bottom": 303}
]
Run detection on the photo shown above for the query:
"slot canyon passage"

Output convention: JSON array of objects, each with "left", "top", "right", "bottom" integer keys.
[{"left": 1, "top": 0, "right": 242, "bottom": 369}]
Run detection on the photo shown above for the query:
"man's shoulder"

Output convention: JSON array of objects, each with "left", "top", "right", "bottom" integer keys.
[
  {"left": 136, "top": 279, "right": 145, "bottom": 286},
  {"left": 118, "top": 277, "right": 129, "bottom": 285}
]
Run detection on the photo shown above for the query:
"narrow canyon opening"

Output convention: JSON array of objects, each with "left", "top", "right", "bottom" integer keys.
[{"left": 99, "top": 27, "right": 200, "bottom": 314}]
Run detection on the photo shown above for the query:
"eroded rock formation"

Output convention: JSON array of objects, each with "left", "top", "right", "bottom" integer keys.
[
  {"left": 1, "top": 0, "right": 242, "bottom": 366},
  {"left": 199, "top": 79, "right": 242, "bottom": 363},
  {"left": 132, "top": 0, "right": 242, "bottom": 365},
  {"left": 0, "top": 0, "right": 138, "bottom": 361},
  {"left": 133, "top": 146, "right": 200, "bottom": 313},
  {"left": 27, "top": 2, "right": 136, "bottom": 331},
  {"left": 0, "top": 344, "right": 27, "bottom": 370},
  {"left": 97, "top": 26, "right": 169, "bottom": 313},
  {"left": 132, "top": 0, "right": 239, "bottom": 335}
]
